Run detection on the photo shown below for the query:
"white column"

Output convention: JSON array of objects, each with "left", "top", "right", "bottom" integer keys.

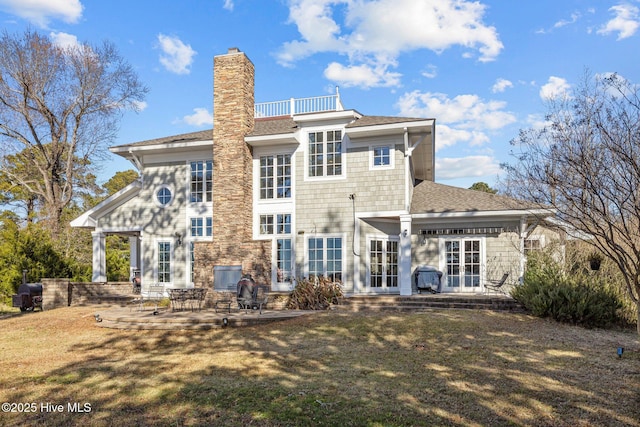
[
  {"left": 129, "top": 236, "right": 140, "bottom": 278},
  {"left": 91, "top": 231, "right": 107, "bottom": 282},
  {"left": 399, "top": 215, "right": 413, "bottom": 296}
]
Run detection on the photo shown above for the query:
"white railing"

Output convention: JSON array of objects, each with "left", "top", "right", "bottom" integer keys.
[{"left": 254, "top": 88, "right": 343, "bottom": 118}]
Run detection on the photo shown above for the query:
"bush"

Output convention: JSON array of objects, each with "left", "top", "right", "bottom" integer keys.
[
  {"left": 512, "top": 251, "right": 624, "bottom": 328},
  {"left": 287, "top": 276, "right": 343, "bottom": 310}
]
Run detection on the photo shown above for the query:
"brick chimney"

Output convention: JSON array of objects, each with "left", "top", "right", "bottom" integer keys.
[{"left": 194, "top": 48, "right": 270, "bottom": 290}]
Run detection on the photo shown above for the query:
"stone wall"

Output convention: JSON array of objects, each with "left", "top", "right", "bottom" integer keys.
[{"left": 40, "top": 279, "right": 134, "bottom": 309}]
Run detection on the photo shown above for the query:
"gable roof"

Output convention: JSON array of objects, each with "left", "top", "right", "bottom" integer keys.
[{"left": 410, "top": 180, "right": 541, "bottom": 215}]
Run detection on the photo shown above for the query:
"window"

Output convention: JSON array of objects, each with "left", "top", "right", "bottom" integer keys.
[
  {"left": 158, "top": 241, "right": 171, "bottom": 283},
  {"left": 524, "top": 237, "right": 543, "bottom": 255},
  {"left": 191, "top": 217, "right": 212, "bottom": 237},
  {"left": 308, "top": 236, "right": 343, "bottom": 281},
  {"left": 190, "top": 160, "right": 213, "bottom": 203},
  {"left": 259, "top": 214, "right": 291, "bottom": 235},
  {"left": 260, "top": 154, "right": 291, "bottom": 199},
  {"left": 260, "top": 215, "right": 274, "bottom": 235},
  {"left": 372, "top": 146, "right": 391, "bottom": 167},
  {"left": 277, "top": 238, "right": 293, "bottom": 283},
  {"left": 369, "top": 238, "right": 398, "bottom": 288},
  {"left": 444, "top": 239, "right": 482, "bottom": 290},
  {"left": 157, "top": 187, "right": 172, "bottom": 206},
  {"left": 308, "top": 130, "right": 342, "bottom": 177}
]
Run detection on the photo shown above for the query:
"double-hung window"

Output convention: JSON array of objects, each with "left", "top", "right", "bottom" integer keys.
[
  {"left": 308, "top": 236, "right": 343, "bottom": 281},
  {"left": 260, "top": 154, "right": 291, "bottom": 199},
  {"left": 371, "top": 146, "right": 393, "bottom": 169},
  {"left": 259, "top": 214, "right": 291, "bottom": 236},
  {"left": 191, "top": 217, "right": 213, "bottom": 237},
  {"left": 308, "top": 130, "right": 342, "bottom": 177},
  {"left": 190, "top": 161, "right": 213, "bottom": 203}
]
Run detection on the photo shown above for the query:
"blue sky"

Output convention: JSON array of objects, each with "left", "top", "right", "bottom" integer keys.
[{"left": 1, "top": 0, "right": 638, "bottom": 189}]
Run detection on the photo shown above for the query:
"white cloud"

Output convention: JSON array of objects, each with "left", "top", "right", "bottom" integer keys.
[
  {"left": 179, "top": 108, "right": 213, "bottom": 126},
  {"left": 0, "top": 0, "right": 83, "bottom": 27},
  {"left": 435, "top": 156, "right": 502, "bottom": 180},
  {"left": 157, "top": 34, "right": 196, "bottom": 75},
  {"left": 397, "top": 90, "right": 516, "bottom": 151},
  {"left": 554, "top": 12, "right": 581, "bottom": 29},
  {"left": 49, "top": 31, "right": 80, "bottom": 50},
  {"left": 421, "top": 64, "right": 438, "bottom": 79},
  {"left": 539, "top": 76, "right": 570, "bottom": 100},
  {"left": 277, "top": 0, "right": 503, "bottom": 88},
  {"left": 597, "top": 4, "right": 640, "bottom": 40},
  {"left": 491, "top": 78, "right": 513, "bottom": 93},
  {"left": 324, "top": 61, "right": 401, "bottom": 88},
  {"left": 223, "top": 0, "right": 234, "bottom": 11}
]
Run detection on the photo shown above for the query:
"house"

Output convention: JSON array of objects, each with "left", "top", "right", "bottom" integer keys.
[{"left": 71, "top": 47, "right": 556, "bottom": 296}]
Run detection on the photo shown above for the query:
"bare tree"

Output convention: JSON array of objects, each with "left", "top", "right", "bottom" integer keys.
[
  {"left": 0, "top": 29, "right": 147, "bottom": 236},
  {"left": 502, "top": 71, "right": 640, "bottom": 333}
]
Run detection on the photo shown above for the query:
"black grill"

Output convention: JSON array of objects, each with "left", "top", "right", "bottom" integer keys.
[{"left": 11, "top": 272, "right": 43, "bottom": 312}]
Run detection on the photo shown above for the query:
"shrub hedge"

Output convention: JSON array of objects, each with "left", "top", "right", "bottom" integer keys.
[{"left": 512, "top": 251, "right": 624, "bottom": 328}]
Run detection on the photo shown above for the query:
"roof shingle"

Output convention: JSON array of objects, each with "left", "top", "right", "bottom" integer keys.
[{"left": 410, "top": 180, "right": 537, "bottom": 214}]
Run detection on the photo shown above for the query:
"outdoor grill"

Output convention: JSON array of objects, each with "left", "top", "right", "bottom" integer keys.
[
  {"left": 11, "top": 272, "right": 43, "bottom": 312},
  {"left": 413, "top": 266, "right": 442, "bottom": 294}
]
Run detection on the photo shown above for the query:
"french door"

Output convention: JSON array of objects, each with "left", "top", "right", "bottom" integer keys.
[
  {"left": 368, "top": 237, "right": 399, "bottom": 292},
  {"left": 442, "top": 238, "right": 483, "bottom": 293}
]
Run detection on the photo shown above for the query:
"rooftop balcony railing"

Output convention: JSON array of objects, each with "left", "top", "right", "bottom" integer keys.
[{"left": 254, "top": 87, "right": 343, "bottom": 118}]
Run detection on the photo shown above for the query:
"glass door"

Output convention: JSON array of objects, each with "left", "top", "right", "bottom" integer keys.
[
  {"left": 368, "top": 238, "right": 399, "bottom": 293},
  {"left": 443, "top": 239, "right": 482, "bottom": 293}
]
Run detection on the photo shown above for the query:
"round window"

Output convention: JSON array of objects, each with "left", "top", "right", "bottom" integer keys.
[{"left": 157, "top": 187, "right": 172, "bottom": 206}]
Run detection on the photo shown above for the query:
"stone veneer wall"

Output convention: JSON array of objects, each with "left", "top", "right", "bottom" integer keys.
[
  {"left": 40, "top": 279, "right": 133, "bottom": 309},
  {"left": 193, "top": 48, "right": 270, "bottom": 289}
]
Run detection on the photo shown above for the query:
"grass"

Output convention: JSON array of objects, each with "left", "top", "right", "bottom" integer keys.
[{"left": 0, "top": 306, "right": 638, "bottom": 426}]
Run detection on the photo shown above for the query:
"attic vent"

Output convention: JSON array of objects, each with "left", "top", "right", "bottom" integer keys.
[{"left": 420, "top": 227, "right": 504, "bottom": 236}]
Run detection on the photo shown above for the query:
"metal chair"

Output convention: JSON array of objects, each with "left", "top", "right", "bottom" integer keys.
[{"left": 485, "top": 273, "right": 509, "bottom": 294}]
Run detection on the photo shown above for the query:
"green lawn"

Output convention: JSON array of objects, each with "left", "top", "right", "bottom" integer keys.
[{"left": 0, "top": 306, "right": 638, "bottom": 426}]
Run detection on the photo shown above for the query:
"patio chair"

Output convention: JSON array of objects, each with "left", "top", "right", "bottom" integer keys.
[
  {"left": 484, "top": 273, "right": 509, "bottom": 294},
  {"left": 139, "top": 284, "right": 165, "bottom": 314}
]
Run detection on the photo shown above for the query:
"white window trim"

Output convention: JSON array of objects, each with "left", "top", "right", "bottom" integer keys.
[
  {"left": 154, "top": 184, "right": 175, "bottom": 208},
  {"left": 304, "top": 233, "right": 346, "bottom": 281},
  {"left": 365, "top": 234, "right": 400, "bottom": 289},
  {"left": 304, "top": 128, "right": 347, "bottom": 181},
  {"left": 369, "top": 145, "right": 395, "bottom": 171},
  {"left": 187, "top": 159, "right": 213, "bottom": 206},
  {"left": 154, "top": 238, "right": 175, "bottom": 286},
  {"left": 438, "top": 236, "right": 487, "bottom": 291},
  {"left": 272, "top": 237, "right": 295, "bottom": 291},
  {"left": 189, "top": 216, "right": 213, "bottom": 241}
]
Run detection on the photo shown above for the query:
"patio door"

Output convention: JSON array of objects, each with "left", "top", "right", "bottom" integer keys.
[
  {"left": 441, "top": 238, "right": 483, "bottom": 293},
  {"left": 368, "top": 237, "right": 398, "bottom": 293}
]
